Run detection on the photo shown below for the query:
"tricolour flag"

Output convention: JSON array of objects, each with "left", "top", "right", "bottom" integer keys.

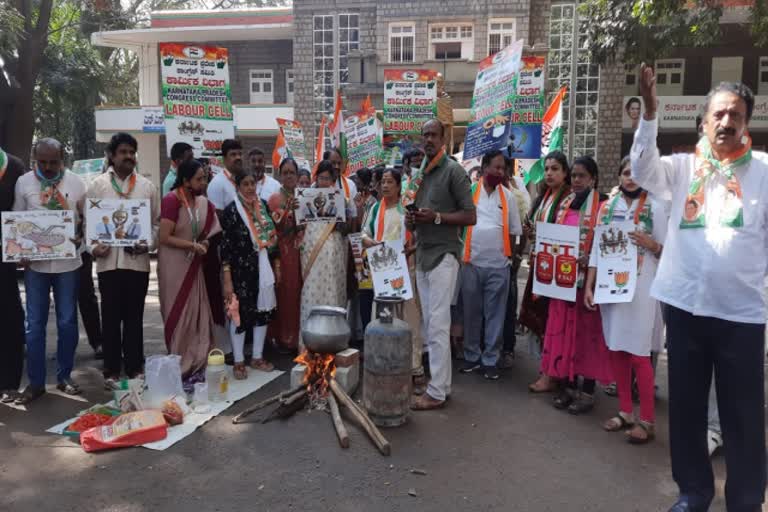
[
  {"left": 312, "top": 115, "right": 327, "bottom": 179},
  {"left": 328, "top": 89, "right": 348, "bottom": 164},
  {"left": 272, "top": 127, "right": 289, "bottom": 171},
  {"left": 524, "top": 85, "right": 567, "bottom": 185}
]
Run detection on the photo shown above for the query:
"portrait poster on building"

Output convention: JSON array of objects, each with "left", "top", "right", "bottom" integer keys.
[
  {"left": 463, "top": 40, "right": 524, "bottom": 160},
  {"left": 348, "top": 233, "right": 372, "bottom": 289},
  {"left": 294, "top": 188, "right": 345, "bottom": 225},
  {"left": 159, "top": 43, "right": 234, "bottom": 158},
  {"left": 366, "top": 239, "right": 413, "bottom": 300},
  {"left": 276, "top": 118, "right": 310, "bottom": 171},
  {"left": 344, "top": 108, "right": 384, "bottom": 173},
  {"left": 382, "top": 69, "right": 438, "bottom": 165},
  {"left": 1, "top": 210, "right": 77, "bottom": 263},
  {"left": 532, "top": 221, "right": 579, "bottom": 302},
  {"left": 85, "top": 198, "right": 152, "bottom": 247},
  {"left": 593, "top": 221, "right": 638, "bottom": 304},
  {"left": 506, "top": 55, "right": 545, "bottom": 159}
]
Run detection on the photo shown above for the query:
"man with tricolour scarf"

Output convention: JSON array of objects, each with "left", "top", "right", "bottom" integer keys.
[
  {"left": 404, "top": 119, "right": 475, "bottom": 410},
  {"left": 632, "top": 65, "right": 767, "bottom": 512}
]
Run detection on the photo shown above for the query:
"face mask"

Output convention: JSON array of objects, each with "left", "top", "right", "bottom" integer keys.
[{"left": 484, "top": 174, "right": 504, "bottom": 189}]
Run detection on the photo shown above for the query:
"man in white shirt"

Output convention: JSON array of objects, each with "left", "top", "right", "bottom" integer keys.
[
  {"left": 162, "top": 142, "right": 194, "bottom": 197},
  {"left": 632, "top": 65, "right": 767, "bottom": 512},
  {"left": 207, "top": 139, "right": 245, "bottom": 214},
  {"left": 458, "top": 149, "right": 522, "bottom": 380},
  {"left": 248, "top": 147, "right": 281, "bottom": 201},
  {"left": 88, "top": 132, "right": 159, "bottom": 386},
  {"left": 13, "top": 138, "right": 87, "bottom": 404}
]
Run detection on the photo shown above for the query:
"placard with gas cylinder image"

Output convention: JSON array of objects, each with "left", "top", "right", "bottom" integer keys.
[{"left": 532, "top": 222, "right": 580, "bottom": 302}]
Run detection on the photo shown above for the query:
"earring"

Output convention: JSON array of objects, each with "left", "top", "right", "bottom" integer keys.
[{"left": 741, "top": 135, "right": 748, "bottom": 145}]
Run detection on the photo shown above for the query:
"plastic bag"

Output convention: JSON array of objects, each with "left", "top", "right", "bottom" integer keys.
[
  {"left": 145, "top": 355, "right": 184, "bottom": 406},
  {"left": 80, "top": 410, "right": 167, "bottom": 452}
]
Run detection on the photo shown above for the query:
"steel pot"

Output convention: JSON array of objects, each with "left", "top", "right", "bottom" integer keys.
[{"left": 302, "top": 306, "right": 350, "bottom": 354}]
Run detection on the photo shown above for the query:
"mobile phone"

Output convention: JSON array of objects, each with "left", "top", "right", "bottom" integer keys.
[{"left": 405, "top": 204, "right": 419, "bottom": 212}]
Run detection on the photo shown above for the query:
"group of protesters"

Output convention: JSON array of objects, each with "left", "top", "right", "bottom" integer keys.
[{"left": 0, "top": 67, "right": 766, "bottom": 511}]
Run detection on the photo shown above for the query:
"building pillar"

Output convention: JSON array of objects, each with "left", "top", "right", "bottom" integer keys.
[
  {"left": 597, "top": 60, "right": 625, "bottom": 193},
  {"left": 138, "top": 43, "right": 160, "bottom": 106},
  {"left": 136, "top": 133, "right": 161, "bottom": 190}
]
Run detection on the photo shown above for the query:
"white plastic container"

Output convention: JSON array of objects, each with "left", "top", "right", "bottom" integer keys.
[{"left": 206, "top": 349, "right": 229, "bottom": 403}]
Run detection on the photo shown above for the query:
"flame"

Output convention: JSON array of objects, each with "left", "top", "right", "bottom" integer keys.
[{"left": 294, "top": 350, "right": 336, "bottom": 397}]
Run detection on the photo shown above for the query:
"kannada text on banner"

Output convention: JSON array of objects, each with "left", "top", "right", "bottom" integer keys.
[
  {"left": 277, "top": 118, "right": 310, "bottom": 171},
  {"left": 507, "top": 55, "right": 545, "bottom": 159},
  {"left": 383, "top": 69, "right": 438, "bottom": 165},
  {"left": 344, "top": 109, "right": 383, "bottom": 173},
  {"left": 159, "top": 43, "right": 234, "bottom": 158},
  {"left": 463, "top": 41, "right": 524, "bottom": 160}
]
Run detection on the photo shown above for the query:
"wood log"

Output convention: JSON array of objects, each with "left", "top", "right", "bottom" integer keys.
[
  {"left": 261, "top": 391, "right": 308, "bottom": 424},
  {"left": 329, "top": 379, "right": 391, "bottom": 456},
  {"left": 232, "top": 384, "right": 304, "bottom": 424},
  {"left": 327, "top": 393, "right": 350, "bottom": 449}
]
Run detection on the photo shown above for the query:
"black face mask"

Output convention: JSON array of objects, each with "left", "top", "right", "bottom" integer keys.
[
  {"left": 620, "top": 185, "right": 643, "bottom": 199},
  {"left": 570, "top": 187, "right": 592, "bottom": 210}
]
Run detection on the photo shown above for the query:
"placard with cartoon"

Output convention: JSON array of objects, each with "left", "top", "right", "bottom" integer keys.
[
  {"left": 86, "top": 198, "right": 151, "bottom": 247},
  {"left": 2, "top": 210, "right": 77, "bottom": 262},
  {"left": 593, "top": 221, "right": 638, "bottom": 304},
  {"left": 366, "top": 239, "right": 413, "bottom": 300}
]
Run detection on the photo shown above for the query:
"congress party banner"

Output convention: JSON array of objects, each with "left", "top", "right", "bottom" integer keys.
[
  {"left": 506, "top": 56, "right": 545, "bottom": 159},
  {"left": 276, "top": 118, "right": 310, "bottom": 171},
  {"left": 532, "top": 222, "right": 579, "bottom": 302},
  {"left": 463, "top": 40, "right": 524, "bottom": 160},
  {"left": 382, "top": 69, "right": 438, "bottom": 165},
  {"left": 344, "top": 108, "right": 384, "bottom": 173},
  {"left": 160, "top": 43, "right": 234, "bottom": 158}
]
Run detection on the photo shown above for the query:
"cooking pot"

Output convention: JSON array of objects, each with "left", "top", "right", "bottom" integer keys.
[{"left": 302, "top": 306, "right": 350, "bottom": 353}]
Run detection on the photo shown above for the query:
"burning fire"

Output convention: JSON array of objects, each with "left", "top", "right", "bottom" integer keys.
[{"left": 294, "top": 351, "right": 336, "bottom": 398}]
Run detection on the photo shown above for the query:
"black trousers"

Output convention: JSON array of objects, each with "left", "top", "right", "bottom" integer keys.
[
  {"left": 666, "top": 305, "right": 766, "bottom": 512},
  {"left": 502, "top": 265, "right": 519, "bottom": 353},
  {"left": 98, "top": 269, "right": 149, "bottom": 378},
  {"left": 0, "top": 263, "right": 25, "bottom": 390},
  {"left": 78, "top": 252, "right": 103, "bottom": 350}
]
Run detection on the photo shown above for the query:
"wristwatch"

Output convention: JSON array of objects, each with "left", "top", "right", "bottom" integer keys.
[{"left": 434, "top": 212, "right": 442, "bottom": 225}]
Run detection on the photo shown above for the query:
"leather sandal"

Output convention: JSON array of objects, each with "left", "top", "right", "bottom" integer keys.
[
  {"left": 410, "top": 394, "right": 445, "bottom": 411},
  {"left": 249, "top": 358, "right": 274, "bottom": 372},
  {"left": 233, "top": 363, "right": 248, "bottom": 380},
  {"left": 528, "top": 375, "right": 557, "bottom": 393},
  {"left": 626, "top": 420, "right": 655, "bottom": 444},
  {"left": 603, "top": 411, "right": 634, "bottom": 432}
]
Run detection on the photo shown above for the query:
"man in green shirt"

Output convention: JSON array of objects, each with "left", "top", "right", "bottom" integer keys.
[
  {"left": 406, "top": 119, "right": 475, "bottom": 410},
  {"left": 161, "top": 142, "right": 194, "bottom": 197}
]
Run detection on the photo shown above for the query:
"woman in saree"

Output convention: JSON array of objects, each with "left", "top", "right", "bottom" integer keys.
[
  {"left": 266, "top": 158, "right": 303, "bottom": 353},
  {"left": 158, "top": 159, "right": 222, "bottom": 389},
  {"left": 538, "top": 156, "right": 612, "bottom": 414},
  {"left": 585, "top": 157, "right": 667, "bottom": 443},
  {"left": 299, "top": 161, "right": 351, "bottom": 351},
  {"left": 523, "top": 151, "right": 571, "bottom": 393},
  {"left": 220, "top": 171, "right": 280, "bottom": 379}
]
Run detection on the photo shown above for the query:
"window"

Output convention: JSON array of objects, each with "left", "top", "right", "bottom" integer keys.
[
  {"left": 488, "top": 19, "right": 516, "bottom": 56},
  {"left": 286, "top": 69, "right": 294, "bottom": 105},
  {"left": 312, "top": 14, "right": 360, "bottom": 127},
  {"left": 389, "top": 23, "right": 415, "bottom": 63},
  {"left": 624, "top": 64, "right": 639, "bottom": 95},
  {"left": 711, "top": 57, "right": 743, "bottom": 88},
  {"left": 760, "top": 57, "right": 768, "bottom": 95},
  {"left": 654, "top": 59, "right": 684, "bottom": 95},
  {"left": 547, "top": 4, "right": 600, "bottom": 160},
  {"left": 429, "top": 23, "right": 474, "bottom": 60},
  {"left": 338, "top": 13, "right": 359, "bottom": 86},
  {"left": 249, "top": 69, "right": 273, "bottom": 104}
]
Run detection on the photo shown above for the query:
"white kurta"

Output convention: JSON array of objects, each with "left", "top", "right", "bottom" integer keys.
[{"left": 589, "top": 194, "right": 668, "bottom": 356}]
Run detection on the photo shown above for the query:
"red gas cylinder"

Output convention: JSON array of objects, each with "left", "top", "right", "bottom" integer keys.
[
  {"left": 535, "top": 242, "right": 554, "bottom": 284},
  {"left": 555, "top": 245, "right": 577, "bottom": 288}
]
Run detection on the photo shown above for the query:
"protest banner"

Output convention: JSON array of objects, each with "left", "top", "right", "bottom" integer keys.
[
  {"left": 463, "top": 40, "right": 523, "bottom": 160},
  {"left": 366, "top": 239, "right": 413, "bottom": 300},
  {"left": 276, "top": 118, "right": 310, "bottom": 171},
  {"left": 382, "top": 69, "right": 438, "bottom": 165},
  {"left": 532, "top": 222, "right": 580, "bottom": 302},
  {"left": 593, "top": 221, "right": 638, "bottom": 304},
  {"left": 2, "top": 210, "right": 77, "bottom": 263},
  {"left": 85, "top": 198, "right": 152, "bottom": 248},
  {"left": 344, "top": 108, "right": 383, "bottom": 173},
  {"left": 295, "top": 188, "right": 345, "bottom": 225},
  {"left": 507, "top": 55, "right": 545, "bottom": 159},
  {"left": 159, "top": 43, "right": 234, "bottom": 158},
  {"left": 348, "top": 233, "right": 373, "bottom": 289}
]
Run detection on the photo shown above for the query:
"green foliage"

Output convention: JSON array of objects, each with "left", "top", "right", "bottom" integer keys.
[
  {"left": 579, "top": 0, "right": 726, "bottom": 65},
  {"left": 752, "top": 0, "right": 768, "bottom": 47}
]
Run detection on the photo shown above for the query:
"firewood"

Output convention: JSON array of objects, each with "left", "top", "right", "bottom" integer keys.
[
  {"left": 261, "top": 391, "right": 308, "bottom": 424},
  {"left": 329, "top": 379, "right": 391, "bottom": 456},
  {"left": 232, "top": 384, "right": 304, "bottom": 424},
  {"left": 327, "top": 393, "right": 350, "bottom": 449}
]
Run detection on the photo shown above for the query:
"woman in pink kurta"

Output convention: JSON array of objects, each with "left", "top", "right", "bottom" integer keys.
[
  {"left": 158, "top": 160, "right": 222, "bottom": 389},
  {"left": 539, "top": 156, "right": 612, "bottom": 415}
]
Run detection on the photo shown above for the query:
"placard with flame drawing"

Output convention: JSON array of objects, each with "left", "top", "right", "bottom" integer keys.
[{"left": 594, "top": 221, "right": 638, "bottom": 304}]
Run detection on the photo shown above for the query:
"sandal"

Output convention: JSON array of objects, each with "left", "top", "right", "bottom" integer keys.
[
  {"left": 626, "top": 420, "right": 655, "bottom": 444},
  {"left": 529, "top": 375, "right": 557, "bottom": 393},
  {"left": 249, "top": 358, "right": 274, "bottom": 372},
  {"left": 56, "top": 379, "right": 81, "bottom": 396},
  {"left": 553, "top": 388, "right": 575, "bottom": 410},
  {"left": 413, "top": 375, "right": 427, "bottom": 396},
  {"left": 14, "top": 386, "right": 46, "bottom": 405},
  {"left": 603, "top": 411, "right": 634, "bottom": 432},
  {"left": 233, "top": 363, "right": 248, "bottom": 380},
  {"left": 1, "top": 390, "right": 20, "bottom": 403},
  {"left": 567, "top": 392, "right": 595, "bottom": 415},
  {"left": 603, "top": 383, "right": 618, "bottom": 397}
]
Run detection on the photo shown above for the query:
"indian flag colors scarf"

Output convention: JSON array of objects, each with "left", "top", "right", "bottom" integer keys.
[
  {"left": 680, "top": 135, "right": 751, "bottom": 229},
  {"left": 35, "top": 169, "right": 69, "bottom": 210},
  {"left": 236, "top": 193, "right": 277, "bottom": 251},
  {"left": 463, "top": 182, "right": 511, "bottom": 263},
  {"left": 401, "top": 149, "right": 446, "bottom": 208},
  {"left": 0, "top": 147, "right": 7, "bottom": 182}
]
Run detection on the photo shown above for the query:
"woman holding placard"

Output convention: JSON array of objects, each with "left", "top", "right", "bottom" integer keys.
[
  {"left": 584, "top": 157, "right": 667, "bottom": 443},
  {"left": 523, "top": 151, "right": 571, "bottom": 393},
  {"left": 537, "top": 156, "right": 611, "bottom": 415}
]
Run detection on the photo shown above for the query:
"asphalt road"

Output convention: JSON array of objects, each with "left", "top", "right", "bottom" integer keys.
[{"left": 0, "top": 265, "right": 758, "bottom": 512}]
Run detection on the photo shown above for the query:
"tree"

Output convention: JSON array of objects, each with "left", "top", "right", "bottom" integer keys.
[{"left": 580, "top": 0, "right": 768, "bottom": 66}]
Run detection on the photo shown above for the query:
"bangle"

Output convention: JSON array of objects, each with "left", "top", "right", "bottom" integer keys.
[{"left": 223, "top": 264, "right": 231, "bottom": 272}]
